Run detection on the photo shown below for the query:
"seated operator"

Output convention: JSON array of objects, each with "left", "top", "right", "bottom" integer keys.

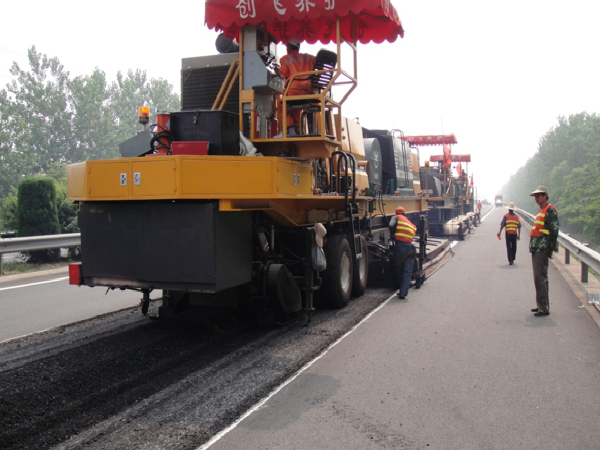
[{"left": 276, "top": 37, "right": 316, "bottom": 136}]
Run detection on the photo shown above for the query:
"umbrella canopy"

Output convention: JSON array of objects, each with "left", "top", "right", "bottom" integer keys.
[{"left": 205, "top": 0, "right": 404, "bottom": 44}]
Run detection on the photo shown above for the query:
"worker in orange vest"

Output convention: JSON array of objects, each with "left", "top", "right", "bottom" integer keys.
[
  {"left": 389, "top": 206, "right": 417, "bottom": 299},
  {"left": 276, "top": 37, "right": 316, "bottom": 136},
  {"left": 529, "top": 185, "right": 559, "bottom": 316},
  {"left": 497, "top": 202, "right": 521, "bottom": 265}
]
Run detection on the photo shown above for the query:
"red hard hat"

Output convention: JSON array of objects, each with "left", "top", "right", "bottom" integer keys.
[{"left": 395, "top": 206, "right": 406, "bottom": 214}]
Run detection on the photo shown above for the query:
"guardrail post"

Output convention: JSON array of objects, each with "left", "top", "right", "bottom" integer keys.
[
  {"left": 581, "top": 262, "right": 589, "bottom": 283},
  {"left": 565, "top": 249, "right": 570, "bottom": 264},
  {"left": 0, "top": 252, "right": 3, "bottom": 275}
]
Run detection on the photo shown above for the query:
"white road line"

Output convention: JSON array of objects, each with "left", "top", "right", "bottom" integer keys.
[
  {"left": 481, "top": 208, "right": 494, "bottom": 222},
  {"left": 0, "top": 276, "right": 69, "bottom": 291},
  {"left": 195, "top": 293, "right": 396, "bottom": 450}
]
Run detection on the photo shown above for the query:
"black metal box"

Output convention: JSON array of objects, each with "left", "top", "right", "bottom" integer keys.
[
  {"left": 79, "top": 201, "right": 252, "bottom": 293},
  {"left": 169, "top": 110, "right": 240, "bottom": 156}
]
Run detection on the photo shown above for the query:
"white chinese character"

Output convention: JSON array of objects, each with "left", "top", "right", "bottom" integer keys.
[
  {"left": 236, "top": 0, "right": 256, "bottom": 19},
  {"left": 295, "top": 0, "right": 315, "bottom": 13},
  {"left": 274, "top": 0, "right": 287, "bottom": 15},
  {"left": 325, "top": 0, "right": 335, "bottom": 10}
]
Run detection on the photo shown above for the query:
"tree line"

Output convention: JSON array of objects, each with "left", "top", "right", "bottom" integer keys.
[
  {"left": 0, "top": 46, "right": 180, "bottom": 231},
  {"left": 500, "top": 112, "right": 600, "bottom": 245}
]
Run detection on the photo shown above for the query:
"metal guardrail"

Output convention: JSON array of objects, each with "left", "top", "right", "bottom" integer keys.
[
  {"left": 515, "top": 207, "right": 600, "bottom": 282},
  {"left": 0, "top": 233, "right": 81, "bottom": 274}
]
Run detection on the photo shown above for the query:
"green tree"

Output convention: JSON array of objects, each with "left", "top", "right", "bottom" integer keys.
[
  {"left": 501, "top": 112, "right": 600, "bottom": 244},
  {"left": 108, "top": 69, "right": 180, "bottom": 144},
  {"left": 0, "top": 47, "right": 181, "bottom": 200},
  {"left": 68, "top": 69, "right": 117, "bottom": 162},
  {"left": 6, "top": 47, "right": 72, "bottom": 172}
]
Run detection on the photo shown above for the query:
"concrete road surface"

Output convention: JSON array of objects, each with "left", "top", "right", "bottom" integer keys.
[{"left": 204, "top": 206, "right": 600, "bottom": 450}]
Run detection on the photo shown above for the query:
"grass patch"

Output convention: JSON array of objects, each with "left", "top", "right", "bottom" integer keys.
[{"left": 1, "top": 259, "right": 72, "bottom": 276}]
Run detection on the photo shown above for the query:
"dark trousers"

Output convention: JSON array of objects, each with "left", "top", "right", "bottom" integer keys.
[
  {"left": 394, "top": 242, "right": 416, "bottom": 296},
  {"left": 532, "top": 252, "right": 550, "bottom": 313},
  {"left": 505, "top": 233, "right": 517, "bottom": 263}
]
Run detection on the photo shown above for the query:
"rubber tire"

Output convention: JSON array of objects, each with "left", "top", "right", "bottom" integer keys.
[
  {"left": 351, "top": 235, "right": 369, "bottom": 297},
  {"left": 322, "top": 234, "right": 353, "bottom": 309}
]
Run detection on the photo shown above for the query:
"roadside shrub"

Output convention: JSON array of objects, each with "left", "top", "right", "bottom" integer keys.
[
  {"left": 0, "top": 187, "right": 19, "bottom": 233},
  {"left": 17, "top": 176, "right": 61, "bottom": 263},
  {"left": 56, "top": 184, "right": 80, "bottom": 259}
]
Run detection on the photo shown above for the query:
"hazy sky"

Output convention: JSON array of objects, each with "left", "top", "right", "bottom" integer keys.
[{"left": 2, "top": 1, "right": 599, "bottom": 201}]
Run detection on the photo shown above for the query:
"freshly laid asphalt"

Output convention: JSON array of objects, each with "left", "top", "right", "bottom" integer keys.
[{"left": 204, "top": 206, "right": 600, "bottom": 450}]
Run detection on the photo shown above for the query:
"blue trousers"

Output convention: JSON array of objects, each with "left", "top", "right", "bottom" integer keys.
[{"left": 394, "top": 242, "right": 416, "bottom": 296}]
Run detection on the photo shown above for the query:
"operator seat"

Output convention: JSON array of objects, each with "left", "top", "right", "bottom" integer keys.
[{"left": 286, "top": 49, "right": 338, "bottom": 137}]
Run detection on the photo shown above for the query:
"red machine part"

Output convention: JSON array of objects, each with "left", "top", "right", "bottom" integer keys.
[
  {"left": 171, "top": 141, "right": 209, "bottom": 156},
  {"left": 69, "top": 263, "right": 81, "bottom": 285},
  {"left": 430, "top": 154, "right": 471, "bottom": 162},
  {"left": 155, "top": 113, "right": 171, "bottom": 155},
  {"left": 400, "top": 134, "right": 458, "bottom": 146}
]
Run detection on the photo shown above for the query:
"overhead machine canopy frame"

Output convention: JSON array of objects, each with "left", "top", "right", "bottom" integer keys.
[{"left": 205, "top": 0, "right": 405, "bottom": 145}]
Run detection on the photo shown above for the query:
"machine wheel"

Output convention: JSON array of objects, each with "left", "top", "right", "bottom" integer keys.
[
  {"left": 322, "top": 234, "right": 353, "bottom": 309},
  {"left": 351, "top": 235, "right": 369, "bottom": 297}
]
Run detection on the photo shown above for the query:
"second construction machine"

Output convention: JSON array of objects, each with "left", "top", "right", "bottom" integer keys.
[{"left": 67, "top": 0, "right": 454, "bottom": 322}]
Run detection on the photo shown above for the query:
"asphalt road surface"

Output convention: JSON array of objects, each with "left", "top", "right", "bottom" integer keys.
[
  {"left": 2, "top": 205, "right": 600, "bottom": 450},
  {"left": 0, "top": 272, "right": 140, "bottom": 342},
  {"left": 203, "top": 206, "right": 600, "bottom": 450}
]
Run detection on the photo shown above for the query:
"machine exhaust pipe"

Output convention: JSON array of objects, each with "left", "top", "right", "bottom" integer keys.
[{"left": 216, "top": 34, "right": 239, "bottom": 54}]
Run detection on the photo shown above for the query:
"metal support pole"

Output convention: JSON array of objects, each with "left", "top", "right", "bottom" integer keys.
[
  {"left": 303, "top": 230, "right": 316, "bottom": 326},
  {"left": 565, "top": 249, "right": 570, "bottom": 265},
  {"left": 0, "top": 252, "right": 3, "bottom": 275},
  {"left": 581, "top": 262, "right": 589, "bottom": 283}
]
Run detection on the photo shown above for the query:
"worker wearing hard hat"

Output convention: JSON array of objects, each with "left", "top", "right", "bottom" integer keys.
[
  {"left": 497, "top": 202, "right": 521, "bottom": 265},
  {"left": 388, "top": 206, "right": 417, "bottom": 299},
  {"left": 276, "top": 36, "right": 316, "bottom": 135}
]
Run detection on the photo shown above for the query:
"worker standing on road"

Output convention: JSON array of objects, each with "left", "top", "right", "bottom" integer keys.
[
  {"left": 497, "top": 202, "right": 521, "bottom": 265},
  {"left": 389, "top": 207, "right": 417, "bottom": 299},
  {"left": 276, "top": 37, "right": 316, "bottom": 136},
  {"left": 529, "top": 186, "right": 559, "bottom": 316}
]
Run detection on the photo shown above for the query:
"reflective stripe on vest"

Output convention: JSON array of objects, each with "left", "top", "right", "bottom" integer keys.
[
  {"left": 504, "top": 213, "right": 520, "bottom": 234},
  {"left": 529, "top": 204, "right": 555, "bottom": 238},
  {"left": 395, "top": 215, "right": 417, "bottom": 242}
]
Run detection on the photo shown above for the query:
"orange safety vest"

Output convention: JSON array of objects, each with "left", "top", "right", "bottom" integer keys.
[
  {"left": 504, "top": 213, "right": 520, "bottom": 235},
  {"left": 395, "top": 215, "right": 417, "bottom": 242},
  {"left": 279, "top": 51, "right": 316, "bottom": 96},
  {"left": 529, "top": 203, "right": 555, "bottom": 237}
]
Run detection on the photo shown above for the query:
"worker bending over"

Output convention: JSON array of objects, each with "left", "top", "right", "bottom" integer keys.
[{"left": 389, "top": 207, "right": 417, "bottom": 299}]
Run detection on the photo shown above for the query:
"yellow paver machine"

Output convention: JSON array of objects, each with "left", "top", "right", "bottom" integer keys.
[{"left": 68, "top": 0, "right": 454, "bottom": 322}]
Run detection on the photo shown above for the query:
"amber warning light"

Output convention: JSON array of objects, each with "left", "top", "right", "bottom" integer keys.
[{"left": 138, "top": 106, "right": 150, "bottom": 127}]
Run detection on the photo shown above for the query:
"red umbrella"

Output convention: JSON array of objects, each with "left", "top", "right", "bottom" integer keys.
[{"left": 205, "top": 0, "right": 404, "bottom": 44}]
